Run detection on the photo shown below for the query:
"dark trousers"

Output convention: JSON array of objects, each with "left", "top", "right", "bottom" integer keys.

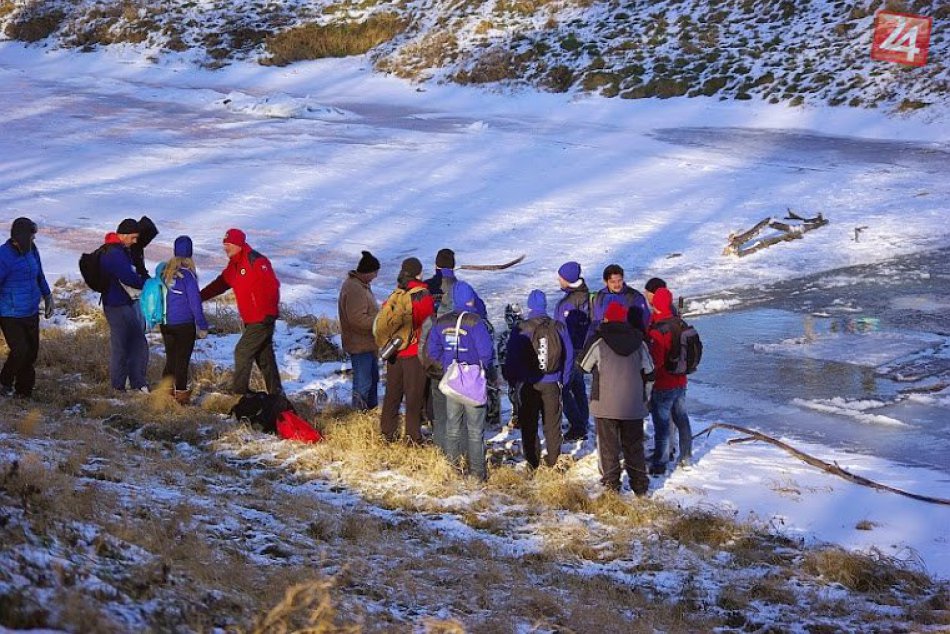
[
  {"left": 0, "top": 314, "right": 40, "bottom": 396},
  {"left": 595, "top": 417, "right": 648, "bottom": 495},
  {"left": 562, "top": 369, "right": 590, "bottom": 437},
  {"left": 104, "top": 303, "right": 149, "bottom": 391},
  {"left": 380, "top": 355, "right": 426, "bottom": 443},
  {"left": 160, "top": 323, "right": 197, "bottom": 391},
  {"left": 350, "top": 351, "right": 379, "bottom": 410},
  {"left": 519, "top": 381, "right": 563, "bottom": 468},
  {"left": 233, "top": 319, "right": 282, "bottom": 395}
]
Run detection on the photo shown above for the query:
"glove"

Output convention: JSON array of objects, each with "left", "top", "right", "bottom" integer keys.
[
  {"left": 43, "top": 295, "right": 54, "bottom": 319},
  {"left": 197, "top": 330, "right": 209, "bottom": 340}
]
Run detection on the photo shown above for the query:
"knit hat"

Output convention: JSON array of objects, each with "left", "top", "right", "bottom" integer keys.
[
  {"left": 604, "top": 302, "right": 628, "bottom": 323},
  {"left": 454, "top": 281, "right": 477, "bottom": 309},
  {"left": 435, "top": 248, "right": 456, "bottom": 269},
  {"left": 356, "top": 250, "right": 380, "bottom": 274},
  {"left": 116, "top": 218, "right": 140, "bottom": 235},
  {"left": 400, "top": 257, "right": 423, "bottom": 279},
  {"left": 652, "top": 287, "right": 674, "bottom": 313},
  {"left": 174, "top": 236, "right": 193, "bottom": 258},
  {"left": 10, "top": 217, "right": 36, "bottom": 249},
  {"left": 557, "top": 261, "right": 581, "bottom": 284},
  {"left": 645, "top": 277, "right": 667, "bottom": 293},
  {"left": 526, "top": 289, "right": 547, "bottom": 314},
  {"left": 223, "top": 228, "right": 246, "bottom": 247}
]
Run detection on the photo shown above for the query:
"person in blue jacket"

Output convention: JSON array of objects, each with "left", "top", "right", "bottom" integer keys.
[
  {"left": 0, "top": 218, "right": 53, "bottom": 398},
  {"left": 588, "top": 264, "right": 651, "bottom": 342},
  {"left": 427, "top": 281, "right": 494, "bottom": 481},
  {"left": 100, "top": 219, "right": 149, "bottom": 392},
  {"left": 160, "top": 236, "right": 209, "bottom": 405},
  {"left": 503, "top": 289, "right": 573, "bottom": 469}
]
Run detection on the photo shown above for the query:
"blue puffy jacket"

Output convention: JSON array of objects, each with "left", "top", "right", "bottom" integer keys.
[
  {"left": 0, "top": 240, "right": 51, "bottom": 318},
  {"left": 165, "top": 266, "right": 209, "bottom": 331},
  {"left": 100, "top": 241, "right": 146, "bottom": 307},
  {"left": 427, "top": 311, "right": 494, "bottom": 370}
]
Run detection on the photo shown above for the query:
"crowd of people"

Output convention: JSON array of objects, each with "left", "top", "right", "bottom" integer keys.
[
  {"left": 0, "top": 217, "right": 693, "bottom": 494},
  {"left": 339, "top": 248, "right": 694, "bottom": 493}
]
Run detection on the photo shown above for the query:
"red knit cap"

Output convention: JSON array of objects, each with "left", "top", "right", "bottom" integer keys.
[
  {"left": 653, "top": 287, "right": 674, "bottom": 313},
  {"left": 223, "top": 228, "right": 246, "bottom": 247},
  {"left": 604, "top": 302, "right": 628, "bottom": 323}
]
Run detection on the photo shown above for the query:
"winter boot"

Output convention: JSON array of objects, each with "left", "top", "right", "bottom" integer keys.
[{"left": 173, "top": 389, "right": 192, "bottom": 406}]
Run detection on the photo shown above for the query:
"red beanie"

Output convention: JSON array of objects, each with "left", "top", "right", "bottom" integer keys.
[
  {"left": 223, "top": 228, "right": 246, "bottom": 247},
  {"left": 604, "top": 302, "right": 628, "bottom": 323},
  {"left": 653, "top": 287, "right": 674, "bottom": 313}
]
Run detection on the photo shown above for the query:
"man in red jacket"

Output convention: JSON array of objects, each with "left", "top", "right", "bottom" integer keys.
[
  {"left": 647, "top": 286, "right": 692, "bottom": 475},
  {"left": 200, "top": 228, "right": 283, "bottom": 395}
]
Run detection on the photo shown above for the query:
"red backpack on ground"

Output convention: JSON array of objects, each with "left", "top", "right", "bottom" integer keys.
[{"left": 276, "top": 410, "right": 323, "bottom": 444}]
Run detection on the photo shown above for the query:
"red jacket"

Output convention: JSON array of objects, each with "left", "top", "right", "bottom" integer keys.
[
  {"left": 398, "top": 279, "right": 435, "bottom": 359},
  {"left": 200, "top": 244, "right": 280, "bottom": 325},
  {"left": 647, "top": 288, "right": 687, "bottom": 391}
]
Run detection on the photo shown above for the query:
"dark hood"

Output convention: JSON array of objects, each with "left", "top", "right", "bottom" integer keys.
[{"left": 596, "top": 321, "right": 643, "bottom": 356}]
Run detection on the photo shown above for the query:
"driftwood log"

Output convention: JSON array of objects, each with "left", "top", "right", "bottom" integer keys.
[
  {"left": 458, "top": 254, "right": 525, "bottom": 271},
  {"left": 696, "top": 422, "right": 950, "bottom": 506},
  {"left": 724, "top": 209, "right": 829, "bottom": 257}
]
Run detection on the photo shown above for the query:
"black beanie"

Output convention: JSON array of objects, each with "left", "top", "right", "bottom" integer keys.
[
  {"left": 11, "top": 217, "right": 36, "bottom": 250},
  {"left": 116, "top": 218, "right": 140, "bottom": 235},
  {"left": 645, "top": 277, "right": 667, "bottom": 293},
  {"left": 435, "top": 248, "right": 455, "bottom": 269},
  {"left": 356, "top": 250, "right": 380, "bottom": 274},
  {"left": 400, "top": 257, "right": 423, "bottom": 279}
]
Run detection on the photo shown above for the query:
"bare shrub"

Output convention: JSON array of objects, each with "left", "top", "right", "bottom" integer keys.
[
  {"left": 38, "top": 321, "right": 111, "bottom": 383},
  {"left": 666, "top": 509, "right": 745, "bottom": 549},
  {"left": 263, "top": 13, "right": 407, "bottom": 66},
  {"left": 4, "top": 3, "right": 66, "bottom": 42},
  {"left": 454, "top": 46, "right": 521, "bottom": 84},
  {"left": 206, "top": 298, "right": 243, "bottom": 334},
  {"left": 803, "top": 547, "right": 931, "bottom": 595}
]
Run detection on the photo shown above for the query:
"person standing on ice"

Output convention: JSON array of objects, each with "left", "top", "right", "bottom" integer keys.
[
  {"left": 647, "top": 286, "right": 693, "bottom": 475},
  {"left": 587, "top": 264, "right": 651, "bottom": 344},
  {"left": 100, "top": 219, "right": 149, "bottom": 393},
  {"left": 554, "top": 261, "right": 592, "bottom": 442},
  {"left": 579, "top": 302, "right": 654, "bottom": 495},
  {"left": 338, "top": 250, "right": 381, "bottom": 410},
  {"left": 200, "top": 228, "right": 283, "bottom": 396},
  {"left": 0, "top": 218, "right": 53, "bottom": 399},
  {"left": 159, "top": 236, "right": 209, "bottom": 405}
]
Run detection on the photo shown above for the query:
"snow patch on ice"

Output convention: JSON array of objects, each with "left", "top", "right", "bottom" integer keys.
[
  {"left": 222, "top": 92, "right": 356, "bottom": 121},
  {"left": 753, "top": 330, "right": 943, "bottom": 367},
  {"left": 791, "top": 397, "right": 909, "bottom": 427}
]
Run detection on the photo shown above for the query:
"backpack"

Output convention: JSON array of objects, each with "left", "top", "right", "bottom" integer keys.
[
  {"left": 276, "top": 411, "right": 322, "bottom": 444},
  {"left": 78, "top": 244, "right": 112, "bottom": 294},
  {"left": 140, "top": 263, "right": 167, "bottom": 330},
  {"left": 230, "top": 391, "right": 293, "bottom": 434},
  {"left": 525, "top": 317, "right": 564, "bottom": 374},
  {"left": 373, "top": 286, "right": 425, "bottom": 351},
  {"left": 653, "top": 317, "right": 703, "bottom": 375}
]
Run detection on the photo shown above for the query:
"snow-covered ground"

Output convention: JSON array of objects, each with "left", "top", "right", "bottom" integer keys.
[{"left": 2, "top": 41, "right": 949, "bottom": 585}]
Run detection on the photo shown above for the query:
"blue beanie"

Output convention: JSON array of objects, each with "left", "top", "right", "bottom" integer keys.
[
  {"left": 174, "top": 235, "right": 193, "bottom": 258},
  {"left": 558, "top": 261, "right": 581, "bottom": 284},
  {"left": 454, "top": 281, "right": 477, "bottom": 309},
  {"left": 527, "top": 289, "right": 547, "bottom": 314}
]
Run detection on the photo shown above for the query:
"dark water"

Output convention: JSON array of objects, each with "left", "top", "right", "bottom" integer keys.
[{"left": 687, "top": 249, "right": 950, "bottom": 477}]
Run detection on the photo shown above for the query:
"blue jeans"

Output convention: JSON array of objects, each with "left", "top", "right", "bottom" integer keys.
[
  {"left": 104, "top": 303, "right": 149, "bottom": 391},
  {"left": 350, "top": 352, "right": 379, "bottom": 410},
  {"left": 445, "top": 397, "right": 487, "bottom": 480},
  {"left": 561, "top": 369, "right": 589, "bottom": 437},
  {"left": 650, "top": 387, "right": 691, "bottom": 468},
  {"left": 429, "top": 380, "right": 452, "bottom": 454}
]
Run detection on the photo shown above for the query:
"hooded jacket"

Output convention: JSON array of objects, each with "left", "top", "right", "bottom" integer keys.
[
  {"left": 648, "top": 287, "right": 688, "bottom": 391},
  {"left": 554, "top": 280, "right": 591, "bottom": 351},
  {"left": 580, "top": 320, "right": 655, "bottom": 420},
  {"left": 339, "top": 271, "right": 379, "bottom": 354},
  {"left": 503, "top": 291, "right": 573, "bottom": 386},
  {"left": 200, "top": 243, "right": 280, "bottom": 325},
  {"left": 165, "top": 265, "right": 209, "bottom": 330},
  {"left": 100, "top": 232, "right": 146, "bottom": 307},
  {"left": 588, "top": 284, "right": 651, "bottom": 342},
  {"left": 0, "top": 239, "right": 51, "bottom": 318}
]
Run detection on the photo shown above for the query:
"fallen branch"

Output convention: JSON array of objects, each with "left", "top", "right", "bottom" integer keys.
[
  {"left": 695, "top": 422, "right": 950, "bottom": 506},
  {"left": 458, "top": 254, "right": 525, "bottom": 271},
  {"left": 724, "top": 210, "right": 829, "bottom": 257}
]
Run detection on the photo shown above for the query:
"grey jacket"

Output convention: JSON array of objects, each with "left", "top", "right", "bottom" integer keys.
[{"left": 579, "top": 321, "right": 655, "bottom": 420}]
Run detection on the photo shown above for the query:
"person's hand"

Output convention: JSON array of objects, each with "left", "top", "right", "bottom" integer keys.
[
  {"left": 43, "top": 295, "right": 54, "bottom": 319},
  {"left": 197, "top": 329, "right": 209, "bottom": 339}
]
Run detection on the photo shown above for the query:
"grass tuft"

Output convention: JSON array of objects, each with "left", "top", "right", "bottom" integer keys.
[{"left": 263, "top": 13, "right": 407, "bottom": 66}]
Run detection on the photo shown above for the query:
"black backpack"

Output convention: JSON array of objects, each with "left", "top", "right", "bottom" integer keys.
[
  {"left": 654, "top": 317, "right": 703, "bottom": 375},
  {"left": 230, "top": 391, "right": 294, "bottom": 434},
  {"left": 78, "top": 244, "right": 114, "bottom": 294},
  {"left": 525, "top": 317, "right": 564, "bottom": 374}
]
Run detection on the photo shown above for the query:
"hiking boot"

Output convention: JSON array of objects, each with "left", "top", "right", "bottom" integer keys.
[
  {"left": 649, "top": 464, "right": 666, "bottom": 477},
  {"left": 173, "top": 389, "right": 192, "bottom": 406},
  {"left": 563, "top": 430, "right": 587, "bottom": 442}
]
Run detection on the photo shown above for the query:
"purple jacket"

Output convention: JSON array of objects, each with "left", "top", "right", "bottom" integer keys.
[
  {"left": 165, "top": 268, "right": 209, "bottom": 330},
  {"left": 588, "top": 285, "right": 651, "bottom": 341},
  {"left": 502, "top": 308, "right": 573, "bottom": 385},
  {"left": 100, "top": 243, "right": 146, "bottom": 307},
  {"left": 427, "top": 310, "right": 494, "bottom": 370}
]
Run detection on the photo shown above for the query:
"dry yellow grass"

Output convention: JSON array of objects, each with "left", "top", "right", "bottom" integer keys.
[
  {"left": 245, "top": 579, "right": 361, "bottom": 634},
  {"left": 803, "top": 547, "right": 931, "bottom": 595},
  {"left": 263, "top": 13, "right": 407, "bottom": 66}
]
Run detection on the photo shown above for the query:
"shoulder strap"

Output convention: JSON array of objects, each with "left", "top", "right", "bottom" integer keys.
[{"left": 453, "top": 311, "right": 467, "bottom": 360}]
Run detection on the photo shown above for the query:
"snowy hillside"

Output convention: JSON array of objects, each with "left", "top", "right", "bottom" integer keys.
[{"left": 0, "top": 0, "right": 947, "bottom": 110}]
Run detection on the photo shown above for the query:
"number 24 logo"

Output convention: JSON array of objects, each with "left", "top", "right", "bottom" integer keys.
[{"left": 872, "top": 11, "right": 932, "bottom": 67}]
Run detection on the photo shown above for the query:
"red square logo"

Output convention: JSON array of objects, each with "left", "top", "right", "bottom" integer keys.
[{"left": 871, "top": 11, "right": 932, "bottom": 67}]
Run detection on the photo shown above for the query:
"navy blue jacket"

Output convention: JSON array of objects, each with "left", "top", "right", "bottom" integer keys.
[
  {"left": 588, "top": 285, "right": 651, "bottom": 342},
  {"left": 554, "top": 281, "right": 591, "bottom": 351},
  {"left": 100, "top": 242, "right": 146, "bottom": 307},
  {"left": 165, "top": 268, "right": 209, "bottom": 330},
  {"left": 502, "top": 309, "right": 573, "bottom": 385},
  {"left": 428, "top": 310, "right": 494, "bottom": 370},
  {"left": 0, "top": 240, "right": 51, "bottom": 318}
]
